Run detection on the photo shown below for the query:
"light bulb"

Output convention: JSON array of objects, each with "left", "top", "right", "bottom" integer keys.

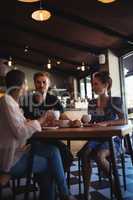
[
  {"left": 8, "top": 57, "right": 12, "bottom": 67},
  {"left": 81, "top": 66, "right": 85, "bottom": 71},
  {"left": 77, "top": 67, "right": 81, "bottom": 70},
  {"left": 81, "top": 62, "right": 85, "bottom": 71},
  {"left": 47, "top": 59, "right": 51, "bottom": 69},
  {"left": 57, "top": 61, "right": 61, "bottom": 65}
]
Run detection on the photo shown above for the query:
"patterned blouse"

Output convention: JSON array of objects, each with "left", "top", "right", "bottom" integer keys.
[{"left": 87, "top": 96, "right": 123, "bottom": 150}]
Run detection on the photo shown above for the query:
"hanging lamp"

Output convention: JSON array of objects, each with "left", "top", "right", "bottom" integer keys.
[
  {"left": 31, "top": 0, "right": 51, "bottom": 21},
  {"left": 47, "top": 59, "right": 51, "bottom": 69},
  {"left": 97, "top": 0, "right": 116, "bottom": 3},
  {"left": 8, "top": 56, "right": 12, "bottom": 67},
  {"left": 81, "top": 62, "right": 85, "bottom": 71},
  {"left": 18, "top": 0, "right": 40, "bottom": 3}
]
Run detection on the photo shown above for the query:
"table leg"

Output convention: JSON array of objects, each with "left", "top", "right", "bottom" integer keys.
[
  {"left": 67, "top": 140, "right": 71, "bottom": 190},
  {"left": 109, "top": 138, "right": 123, "bottom": 200},
  {"left": 125, "top": 134, "right": 133, "bottom": 166}
]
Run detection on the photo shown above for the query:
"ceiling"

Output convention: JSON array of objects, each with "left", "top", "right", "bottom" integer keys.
[{"left": 0, "top": 0, "right": 133, "bottom": 78}]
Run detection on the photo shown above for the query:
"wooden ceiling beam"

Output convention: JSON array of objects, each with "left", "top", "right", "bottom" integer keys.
[
  {"left": 0, "top": 39, "right": 84, "bottom": 66},
  {"left": 0, "top": 20, "right": 104, "bottom": 55},
  {"left": 0, "top": 49, "right": 80, "bottom": 76},
  {"left": 43, "top": 2, "right": 133, "bottom": 44}
]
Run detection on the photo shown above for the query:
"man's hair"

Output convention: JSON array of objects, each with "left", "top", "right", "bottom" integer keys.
[
  {"left": 33, "top": 72, "right": 51, "bottom": 82},
  {"left": 5, "top": 69, "right": 25, "bottom": 89}
]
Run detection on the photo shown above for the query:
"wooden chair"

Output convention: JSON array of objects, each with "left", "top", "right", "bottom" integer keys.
[
  {"left": 0, "top": 145, "right": 37, "bottom": 200},
  {"left": 77, "top": 138, "right": 127, "bottom": 199}
]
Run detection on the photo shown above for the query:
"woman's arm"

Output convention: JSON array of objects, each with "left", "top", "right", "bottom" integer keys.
[
  {"left": 107, "top": 118, "right": 128, "bottom": 126},
  {"left": 97, "top": 97, "right": 127, "bottom": 126},
  {"left": 2, "top": 97, "right": 41, "bottom": 141},
  {"left": 111, "top": 97, "right": 125, "bottom": 119}
]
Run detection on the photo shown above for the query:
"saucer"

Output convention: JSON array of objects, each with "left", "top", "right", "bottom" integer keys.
[{"left": 42, "top": 126, "right": 59, "bottom": 130}]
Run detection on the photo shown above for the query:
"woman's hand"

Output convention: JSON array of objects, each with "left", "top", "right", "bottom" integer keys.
[
  {"left": 96, "top": 119, "right": 128, "bottom": 127},
  {"left": 38, "top": 110, "right": 57, "bottom": 127},
  {"left": 95, "top": 122, "right": 108, "bottom": 127}
]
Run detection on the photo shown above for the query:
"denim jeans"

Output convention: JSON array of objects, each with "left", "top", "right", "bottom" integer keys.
[{"left": 10, "top": 141, "right": 69, "bottom": 200}]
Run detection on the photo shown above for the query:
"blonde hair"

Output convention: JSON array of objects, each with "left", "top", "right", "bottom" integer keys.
[{"left": 33, "top": 72, "right": 52, "bottom": 86}]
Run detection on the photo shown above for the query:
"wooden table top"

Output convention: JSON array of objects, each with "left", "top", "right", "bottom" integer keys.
[{"left": 34, "top": 124, "right": 132, "bottom": 140}]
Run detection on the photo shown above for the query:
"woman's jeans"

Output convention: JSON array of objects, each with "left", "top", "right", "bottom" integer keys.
[{"left": 10, "top": 141, "right": 69, "bottom": 200}]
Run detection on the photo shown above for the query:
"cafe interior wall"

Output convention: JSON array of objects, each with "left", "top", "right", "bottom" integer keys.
[
  {"left": 108, "top": 50, "right": 121, "bottom": 97},
  {"left": 16, "top": 64, "right": 40, "bottom": 90},
  {"left": 15, "top": 64, "right": 73, "bottom": 92},
  {"left": 0, "top": 59, "right": 78, "bottom": 100},
  {"left": 99, "top": 50, "right": 121, "bottom": 97}
]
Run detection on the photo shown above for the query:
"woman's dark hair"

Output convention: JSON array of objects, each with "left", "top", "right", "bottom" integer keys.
[
  {"left": 5, "top": 70, "right": 25, "bottom": 89},
  {"left": 93, "top": 71, "right": 112, "bottom": 91}
]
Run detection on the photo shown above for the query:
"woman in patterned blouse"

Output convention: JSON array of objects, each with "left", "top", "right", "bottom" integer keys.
[{"left": 77, "top": 71, "right": 126, "bottom": 199}]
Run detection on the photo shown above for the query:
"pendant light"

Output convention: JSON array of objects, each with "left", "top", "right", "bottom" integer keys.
[
  {"left": 31, "top": 0, "right": 51, "bottom": 21},
  {"left": 97, "top": 0, "right": 116, "bottom": 3},
  {"left": 8, "top": 56, "right": 12, "bottom": 67},
  {"left": 81, "top": 62, "right": 85, "bottom": 71},
  {"left": 47, "top": 59, "right": 51, "bottom": 69},
  {"left": 18, "top": 0, "right": 40, "bottom": 2}
]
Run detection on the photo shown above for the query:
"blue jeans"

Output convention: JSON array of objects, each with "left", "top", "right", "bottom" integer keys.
[{"left": 10, "top": 141, "right": 69, "bottom": 200}]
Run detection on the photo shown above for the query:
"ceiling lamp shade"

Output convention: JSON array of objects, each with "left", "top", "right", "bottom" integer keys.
[
  {"left": 32, "top": 9, "right": 51, "bottom": 21},
  {"left": 97, "top": 0, "right": 116, "bottom": 3},
  {"left": 18, "top": 0, "right": 40, "bottom": 2}
]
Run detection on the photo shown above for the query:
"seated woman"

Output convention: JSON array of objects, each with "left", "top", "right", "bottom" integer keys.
[
  {"left": 0, "top": 69, "right": 76, "bottom": 200},
  {"left": 77, "top": 71, "right": 127, "bottom": 199}
]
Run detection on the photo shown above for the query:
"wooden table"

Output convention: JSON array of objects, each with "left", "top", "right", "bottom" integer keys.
[{"left": 34, "top": 124, "right": 132, "bottom": 200}]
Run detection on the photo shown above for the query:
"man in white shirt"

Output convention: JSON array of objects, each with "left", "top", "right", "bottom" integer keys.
[{"left": 0, "top": 70, "right": 76, "bottom": 200}]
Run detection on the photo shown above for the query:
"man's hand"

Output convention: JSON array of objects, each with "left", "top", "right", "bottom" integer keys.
[{"left": 38, "top": 110, "right": 56, "bottom": 127}]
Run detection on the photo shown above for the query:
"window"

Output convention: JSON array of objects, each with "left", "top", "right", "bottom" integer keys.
[
  {"left": 125, "top": 75, "right": 133, "bottom": 109},
  {"left": 86, "top": 76, "right": 92, "bottom": 99},
  {"left": 80, "top": 79, "right": 85, "bottom": 99}
]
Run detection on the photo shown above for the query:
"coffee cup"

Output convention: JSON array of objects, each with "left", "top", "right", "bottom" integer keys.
[
  {"left": 53, "top": 110, "right": 60, "bottom": 120},
  {"left": 81, "top": 114, "right": 91, "bottom": 123}
]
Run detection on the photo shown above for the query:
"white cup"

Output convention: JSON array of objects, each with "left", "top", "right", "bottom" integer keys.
[
  {"left": 53, "top": 110, "right": 60, "bottom": 120},
  {"left": 81, "top": 114, "right": 91, "bottom": 123}
]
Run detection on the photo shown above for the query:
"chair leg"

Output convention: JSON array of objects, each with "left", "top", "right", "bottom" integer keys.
[
  {"left": 97, "top": 165, "right": 102, "bottom": 182},
  {"left": 109, "top": 160, "right": 113, "bottom": 199},
  {"left": 78, "top": 157, "right": 81, "bottom": 195},
  {"left": 24, "top": 143, "right": 34, "bottom": 200},
  {"left": 33, "top": 177, "right": 37, "bottom": 200},
  {"left": 0, "top": 185, "right": 2, "bottom": 200},
  {"left": 66, "top": 140, "right": 71, "bottom": 190},
  {"left": 120, "top": 152, "right": 126, "bottom": 190},
  {"left": 11, "top": 179, "right": 16, "bottom": 200}
]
